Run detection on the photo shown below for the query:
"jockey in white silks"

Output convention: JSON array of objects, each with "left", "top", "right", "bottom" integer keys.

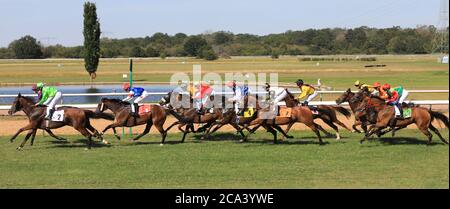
[{"left": 265, "top": 83, "right": 287, "bottom": 113}]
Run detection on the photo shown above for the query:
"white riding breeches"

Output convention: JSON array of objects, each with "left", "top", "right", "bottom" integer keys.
[
  {"left": 305, "top": 91, "right": 318, "bottom": 102},
  {"left": 398, "top": 90, "right": 409, "bottom": 104},
  {"left": 272, "top": 89, "right": 287, "bottom": 112},
  {"left": 133, "top": 91, "right": 149, "bottom": 103},
  {"left": 44, "top": 92, "right": 62, "bottom": 117}
]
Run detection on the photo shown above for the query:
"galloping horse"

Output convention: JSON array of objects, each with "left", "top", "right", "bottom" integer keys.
[
  {"left": 246, "top": 99, "right": 324, "bottom": 145},
  {"left": 96, "top": 98, "right": 181, "bottom": 144},
  {"left": 356, "top": 94, "right": 449, "bottom": 145},
  {"left": 8, "top": 94, "right": 114, "bottom": 150},
  {"left": 335, "top": 88, "right": 373, "bottom": 133},
  {"left": 284, "top": 90, "right": 352, "bottom": 140},
  {"left": 160, "top": 92, "right": 247, "bottom": 142}
]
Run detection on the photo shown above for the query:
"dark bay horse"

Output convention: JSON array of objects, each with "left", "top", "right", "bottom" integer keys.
[
  {"left": 356, "top": 94, "right": 449, "bottom": 145},
  {"left": 8, "top": 94, "right": 114, "bottom": 150},
  {"left": 284, "top": 90, "right": 352, "bottom": 140},
  {"left": 160, "top": 92, "right": 247, "bottom": 142},
  {"left": 96, "top": 98, "right": 182, "bottom": 145},
  {"left": 335, "top": 88, "right": 373, "bottom": 133}
]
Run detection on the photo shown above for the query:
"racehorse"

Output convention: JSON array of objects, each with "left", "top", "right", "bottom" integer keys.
[
  {"left": 284, "top": 90, "right": 352, "bottom": 140},
  {"left": 8, "top": 94, "right": 114, "bottom": 150},
  {"left": 96, "top": 98, "right": 182, "bottom": 144},
  {"left": 160, "top": 92, "right": 247, "bottom": 142},
  {"left": 356, "top": 94, "right": 449, "bottom": 145},
  {"left": 335, "top": 88, "right": 373, "bottom": 133},
  {"left": 246, "top": 98, "right": 325, "bottom": 145}
]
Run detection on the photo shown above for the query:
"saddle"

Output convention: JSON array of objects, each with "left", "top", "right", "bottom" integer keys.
[{"left": 138, "top": 104, "right": 151, "bottom": 115}]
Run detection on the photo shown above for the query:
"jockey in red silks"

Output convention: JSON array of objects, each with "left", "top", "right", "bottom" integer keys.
[{"left": 193, "top": 82, "right": 215, "bottom": 114}]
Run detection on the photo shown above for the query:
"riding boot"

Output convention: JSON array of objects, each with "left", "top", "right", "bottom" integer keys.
[
  {"left": 133, "top": 103, "right": 139, "bottom": 117},
  {"left": 45, "top": 109, "right": 54, "bottom": 120}
]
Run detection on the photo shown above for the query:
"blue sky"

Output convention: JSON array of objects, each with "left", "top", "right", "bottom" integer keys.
[{"left": 0, "top": 0, "right": 443, "bottom": 47}]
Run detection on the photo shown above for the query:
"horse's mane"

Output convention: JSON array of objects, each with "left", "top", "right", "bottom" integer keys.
[{"left": 21, "top": 96, "right": 35, "bottom": 103}]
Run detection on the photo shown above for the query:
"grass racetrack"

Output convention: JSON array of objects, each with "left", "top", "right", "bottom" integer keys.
[{"left": 0, "top": 129, "right": 448, "bottom": 189}]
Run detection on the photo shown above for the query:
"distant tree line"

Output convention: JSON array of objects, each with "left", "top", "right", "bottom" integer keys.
[{"left": 0, "top": 26, "right": 447, "bottom": 60}]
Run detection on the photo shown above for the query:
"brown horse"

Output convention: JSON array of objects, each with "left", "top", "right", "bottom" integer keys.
[
  {"left": 357, "top": 95, "right": 449, "bottom": 145},
  {"left": 284, "top": 90, "right": 352, "bottom": 140},
  {"left": 96, "top": 98, "right": 180, "bottom": 145},
  {"left": 8, "top": 94, "right": 114, "bottom": 150},
  {"left": 335, "top": 88, "right": 373, "bottom": 133},
  {"left": 160, "top": 92, "right": 247, "bottom": 142}
]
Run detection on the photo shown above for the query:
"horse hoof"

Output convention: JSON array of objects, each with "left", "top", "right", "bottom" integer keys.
[
  {"left": 84, "top": 148, "right": 90, "bottom": 151},
  {"left": 159, "top": 143, "right": 164, "bottom": 146},
  {"left": 16, "top": 147, "right": 23, "bottom": 151},
  {"left": 102, "top": 140, "right": 110, "bottom": 145},
  {"left": 287, "top": 135, "right": 294, "bottom": 139}
]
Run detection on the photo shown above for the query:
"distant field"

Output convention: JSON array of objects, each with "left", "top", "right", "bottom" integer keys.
[
  {"left": 0, "top": 129, "right": 448, "bottom": 189},
  {"left": 1, "top": 55, "right": 448, "bottom": 100}
]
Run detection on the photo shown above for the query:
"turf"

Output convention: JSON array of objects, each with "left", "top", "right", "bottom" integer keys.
[{"left": 0, "top": 129, "right": 448, "bottom": 189}]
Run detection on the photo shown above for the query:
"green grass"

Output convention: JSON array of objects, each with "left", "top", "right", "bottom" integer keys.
[{"left": 0, "top": 129, "right": 448, "bottom": 188}]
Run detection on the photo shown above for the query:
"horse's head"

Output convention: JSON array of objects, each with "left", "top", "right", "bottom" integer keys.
[
  {"left": 350, "top": 87, "right": 370, "bottom": 104},
  {"left": 159, "top": 92, "right": 171, "bottom": 106},
  {"left": 284, "top": 90, "right": 299, "bottom": 107},
  {"left": 97, "top": 98, "right": 129, "bottom": 113},
  {"left": 335, "top": 88, "right": 353, "bottom": 105},
  {"left": 9, "top": 93, "right": 34, "bottom": 115}
]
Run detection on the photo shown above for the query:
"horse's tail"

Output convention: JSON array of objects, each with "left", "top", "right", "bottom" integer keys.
[
  {"left": 165, "top": 108, "right": 187, "bottom": 123},
  {"left": 84, "top": 110, "right": 115, "bottom": 121},
  {"left": 429, "top": 110, "right": 449, "bottom": 129},
  {"left": 331, "top": 106, "right": 351, "bottom": 119}
]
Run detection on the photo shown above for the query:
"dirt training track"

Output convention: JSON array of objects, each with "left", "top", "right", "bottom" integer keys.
[{"left": 1, "top": 106, "right": 448, "bottom": 137}]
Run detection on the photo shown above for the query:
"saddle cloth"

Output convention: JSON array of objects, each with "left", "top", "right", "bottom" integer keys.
[
  {"left": 138, "top": 105, "right": 151, "bottom": 115},
  {"left": 243, "top": 108, "right": 255, "bottom": 118},
  {"left": 51, "top": 110, "right": 65, "bottom": 122},
  {"left": 403, "top": 108, "right": 412, "bottom": 118}
]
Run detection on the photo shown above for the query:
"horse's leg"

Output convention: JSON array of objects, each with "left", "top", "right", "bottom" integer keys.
[
  {"left": 315, "top": 123, "right": 333, "bottom": 138},
  {"left": 178, "top": 124, "right": 189, "bottom": 143},
  {"left": 262, "top": 124, "right": 278, "bottom": 144},
  {"left": 333, "top": 119, "right": 352, "bottom": 132},
  {"left": 75, "top": 126, "right": 94, "bottom": 150},
  {"left": 111, "top": 127, "right": 121, "bottom": 140},
  {"left": 10, "top": 123, "right": 35, "bottom": 143},
  {"left": 165, "top": 121, "right": 180, "bottom": 132},
  {"left": 352, "top": 120, "right": 362, "bottom": 133},
  {"left": 321, "top": 118, "right": 340, "bottom": 140},
  {"left": 16, "top": 129, "right": 36, "bottom": 150},
  {"left": 44, "top": 129, "right": 66, "bottom": 141},
  {"left": 306, "top": 122, "right": 323, "bottom": 145},
  {"left": 281, "top": 122, "right": 295, "bottom": 140},
  {"left": 361, "top": 125, "right": 381, "bottom": 144},
  {"left": 230, "top": 122, "right": 245, "bottom": 139},
  {"left": 131, "top": 121, "right": 153, "bottom": 141},
  {"left": 428, "top": 124, "right": 449, "bottom": 145},
  {"left": 418, "top": 126, "right": 433, "bottom": 145},
  {"left": 86, "top": 123, "right": 108, "bottom": 144},
  {"left": 272, "top": 124, "right": 293, "bottom": 140},
  {"left": 154, "top": 121, "right": 167, "bottom": 145},
  {"left": 249, "top": 124, "right": 262, "bottom": 134},
  {"left": 30, "top": 129, "right": 38, "bottom": 146}
]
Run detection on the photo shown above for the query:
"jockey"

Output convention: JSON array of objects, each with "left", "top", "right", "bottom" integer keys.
[
  {"left": 32, "top": 82, "right": 63, "bottom": 120},
  {"left": 295, "top": 79, "right": 318, "bottom": 106},
  {"left": 122, "top": 83, "right": 148, "bottom": 117},
  {"left": 371, "top": 82, "right": 382, "bottom": 96},
  {"left": 193, "top": 81, "right": 214, "bottom": 114},
  {"left": 354, "top": 80, "right": 375, "bottom": 93},
  {"left": 265, "top": 83, "right": 287, "bottom": 113},
  {"left": 393, "top": 85, "right": 409, "bottom": 105},
  {"left": 226, "top": 80, "right": 244, "bottom": 115},
  {"left": 381, "top": 83, "right": 402, "bottom": 119}
]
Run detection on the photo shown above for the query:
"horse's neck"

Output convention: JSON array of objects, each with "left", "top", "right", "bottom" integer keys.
[
  {"left": 108, "top": 102, "right": 128, "bottom": 114},
  {"left": 20, "top": 101, "right": 37, "bottom": 117}
]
